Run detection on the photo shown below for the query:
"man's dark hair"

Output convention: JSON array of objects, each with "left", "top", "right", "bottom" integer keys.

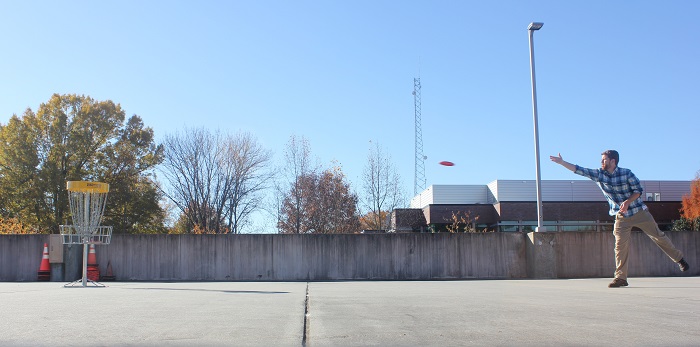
[{"left": 602, "top": 150, "right": 619, "bottom": 165}]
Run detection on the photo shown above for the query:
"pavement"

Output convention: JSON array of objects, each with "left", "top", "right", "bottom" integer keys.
[{"left": 0, "top": 277, "right": 698, "bottom": 346}]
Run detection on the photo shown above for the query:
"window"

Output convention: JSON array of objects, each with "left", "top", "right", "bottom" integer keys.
[
  {"left": 561, "top": 221, "right": 596, "bottom": 232},
  {"left": 496, "top": 220, "right": 613, "bottom": 232},
  {"left": 497, "top": 221, "right": 520, "bottom": 232}
]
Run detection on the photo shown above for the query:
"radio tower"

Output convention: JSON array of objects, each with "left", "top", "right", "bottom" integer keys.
[{"left": 413, "top": 78, "right": 426, "bottom": 195}]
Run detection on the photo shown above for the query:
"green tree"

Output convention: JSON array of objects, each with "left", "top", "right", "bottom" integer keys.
[
  {"left": 0, "top": 94, "right": 164, "bottom": 233},
  {"left": 0, "top": 114, "right": 41, "bottom": 226},
  {"left": 671, "top": 217, "right": 700, "bottom": 232},
  {"left": 98, "top": 116, "right": 166, "bottom": 233}
]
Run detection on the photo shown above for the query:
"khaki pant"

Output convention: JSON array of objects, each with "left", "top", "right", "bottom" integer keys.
[{"left": 613, "top": 209, "right": 683, "bottom": 280}]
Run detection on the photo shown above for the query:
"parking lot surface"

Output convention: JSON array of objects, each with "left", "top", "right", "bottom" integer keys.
[{"left": 1, "top": 277, "right": 698, "bottom": 346}]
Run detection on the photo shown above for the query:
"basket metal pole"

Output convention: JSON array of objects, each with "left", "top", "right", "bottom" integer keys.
[{"left": 82, "top": 242, "right": 88, "bottom": 287}]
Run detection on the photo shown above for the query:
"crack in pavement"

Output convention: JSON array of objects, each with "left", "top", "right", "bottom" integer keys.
[{"left": 302, "top": 282, "right": 310, "bottom": 346}]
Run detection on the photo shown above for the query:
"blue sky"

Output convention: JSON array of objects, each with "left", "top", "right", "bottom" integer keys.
[{"left": 2, "top": 1, "right": 699, "bottom": 210}]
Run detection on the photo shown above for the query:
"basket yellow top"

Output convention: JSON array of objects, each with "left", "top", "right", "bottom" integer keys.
[{"left": 66, "top": 181, "right": 109, "bottom": 193}]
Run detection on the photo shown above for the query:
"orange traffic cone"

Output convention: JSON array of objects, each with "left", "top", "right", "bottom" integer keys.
[
  {"left": 87, "top": 244, "right": 98, "bottom": 266},
  {"left": 37, "top": 243, "right": 50, "bottom": 281},
  {"left": 86, "top": 244, "right": 100, "bottom": 281}
]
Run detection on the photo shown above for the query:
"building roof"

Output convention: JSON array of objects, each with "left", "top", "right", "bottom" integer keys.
[{"left": 410, "top": 180, "right": 691, "bottom": 209}]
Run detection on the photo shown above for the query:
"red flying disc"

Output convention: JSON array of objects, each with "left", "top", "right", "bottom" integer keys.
[{"left": 439, "top": 161, "right": 454, "bottom": 166}]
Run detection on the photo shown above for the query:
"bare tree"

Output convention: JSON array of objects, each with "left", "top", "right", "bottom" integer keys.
[
  {"left": 159, "top": 128, "right": 271, "bottom": 234},
  {"left": 275, "top": 135, "right": 317, "bottom": 234},
  {"left": 224, "top": 132, "right": 273, "bottom": 233},
  {"left": 360, "top": 141, "right": 406, "bottom": 230}
]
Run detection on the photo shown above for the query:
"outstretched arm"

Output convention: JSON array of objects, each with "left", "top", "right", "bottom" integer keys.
[{"left": 549, "top": 153, "right": 577, "bottom": 172}]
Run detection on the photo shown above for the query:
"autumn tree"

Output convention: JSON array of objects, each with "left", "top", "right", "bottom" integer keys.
[
  {"left": 359, "top": 211, "right": 389, "bottom": 231},
  {"left": 278, "top": 166, "right": 360, "bottom": 234},
  {"left": 275, "top": 136, "right": 359, "bottom": 234},
  {"left": 0, "top": 217, "right": 33, "bottom": 234},
  {"left": 0, "top": 94, "right": 164, "bottom": 233},
  {"left": 360, "top": 141, "right": 406, "bottom": 230},
  {"left": 310, "top": 167, "right": 360, "bottom": 234},
  {"left": 159, "top": 128, "right": 271, "bottom": 234},
  {"left": 677, "top": 172, "right": 700, "bottom": 231}
]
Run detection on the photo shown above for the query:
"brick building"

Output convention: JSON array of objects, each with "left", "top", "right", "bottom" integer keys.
[{"left": 391, "top": 180, "right": 690, "bottom": 232}]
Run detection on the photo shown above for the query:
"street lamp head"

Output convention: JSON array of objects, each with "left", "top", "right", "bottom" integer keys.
[{"left": 528, "top": 22, "right": 544, "bottom": 31}]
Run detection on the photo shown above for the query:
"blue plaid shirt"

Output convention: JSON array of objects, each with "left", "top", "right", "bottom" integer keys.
[{"left": 574, "top": 165, "right": 646, "bottom": 217}]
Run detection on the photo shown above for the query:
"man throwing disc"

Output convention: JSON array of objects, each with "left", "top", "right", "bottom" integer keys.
[{"left": 550, "top": 150, "right": 689, "bottom": 288}]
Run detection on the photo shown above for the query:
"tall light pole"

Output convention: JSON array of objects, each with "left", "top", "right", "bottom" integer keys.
[{"left": 528, "top": 22, "right": 545, "bottom": 232}]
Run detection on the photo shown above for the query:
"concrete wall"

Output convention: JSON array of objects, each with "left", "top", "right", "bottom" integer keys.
[
  {"left": 527, "top": 231, "right": 699, "bottom": 278},
  {"left": 1, "top": 232, "right": 697, "bottom": 282}
]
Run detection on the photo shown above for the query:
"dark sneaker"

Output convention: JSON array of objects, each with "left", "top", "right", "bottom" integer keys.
[
  {"left": 678, "top": 258, "right": 689, "bottom": 272},
  {"left": 608, "top": 278, "right": 628, "bottom": 288}
]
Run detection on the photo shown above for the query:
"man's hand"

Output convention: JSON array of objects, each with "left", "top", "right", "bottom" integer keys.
[
  {"left": 550, "top": 153, "right": 564, "bottom": 164},
  {"left": 549, "top": 153, "right": 577, "bottom": 172},
  {"left": 619, "top": 200, "right": 629, "bottom": 214},
  {"left": 619, "top": 193, "right": 639, "bottom": 215}
]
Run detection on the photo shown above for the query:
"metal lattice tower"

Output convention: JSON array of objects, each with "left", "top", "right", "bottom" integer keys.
[{"left": 413, "top": 78, "right": 426, "bottom": 195}]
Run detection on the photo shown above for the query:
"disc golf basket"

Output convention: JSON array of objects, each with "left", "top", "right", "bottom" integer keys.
[{"left": 59, "top": 181, "right": 112, "bottom": 287}]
